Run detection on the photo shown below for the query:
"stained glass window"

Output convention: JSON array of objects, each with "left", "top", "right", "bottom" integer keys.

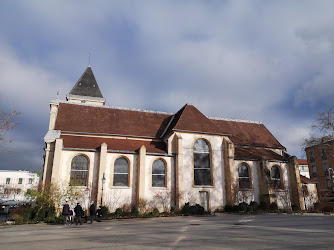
[{"left": 70, "top": 155, "right": 88, "bottom": 186}]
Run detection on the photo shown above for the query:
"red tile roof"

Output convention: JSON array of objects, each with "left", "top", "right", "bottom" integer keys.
[
  {"left": 55, "top": 103, "right": 172, "bottom": 138},
  {"left": 55, "top": 102, "right": 285, "bottom": 151},
  {"left": 297, "top": 159, "right": 308, "bottom": 165},
  {"left": 211, "top": 119, "right": 284, "bottom": 148},
  {"left": 300, "top": 175, "right": 313, "bottom": 184},
  {"left": 166, "top": 104, "right": 227, "bottom": 135},
  {"left": 61, "top": 135, "right": 166, "bottom": 154},
  {"left": 234, "top": 147, "right": 288, "bottom": 161}
]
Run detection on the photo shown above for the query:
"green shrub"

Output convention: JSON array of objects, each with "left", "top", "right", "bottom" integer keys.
[
  {"left": 313, "top": 202, "right": 323, "bottom": 212},
  {"left": 291, "top": 204, "right": 299, "bottom": 212},
  {"left": 323, "top": 205, "right": 334, "bottom": 213},
  {"left": 115, "top": 208, "right": 123, "bottom": 217},
  {"left": 259, "top": 201, "right": 268, "bottom": 211},
  {"left": 181, "top": 203, "right": 191, "bottom": 215},
  {"left": 152, "top": 208, "right": 160, "bottom": 217},
  {"left": 100, "top": 206, "right": 110, "bottom": 218},
  {"left": 249, "top": 201, "right": 259, "bottom": 212},
  {"left": 12, "top": 214, "right": 23, "bottom": 224},
  {"left": 131, "top": 206, "right": 139, "bottom": 217},
  {"left": 170, "top": 207, "right": 176, "bottom": 213},
  {"left": 224, "top": 205, "right": 234, "bottom": 212},
  {"left": 191, "top": 204, "right": 205, "bottom": 215},
  {"left": 181, "top": 203, "right": 205, "bottom": 215},
  {"left": 268, "top": 202, "right": 278, "bottom": 212},
  {"left": 237, "top": 202, "right": 248, "bottom": 212}
]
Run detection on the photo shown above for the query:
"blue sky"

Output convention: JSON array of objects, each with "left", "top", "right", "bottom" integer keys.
[{"left": 1, "top": 1, "right": 334, "bottom": 171}]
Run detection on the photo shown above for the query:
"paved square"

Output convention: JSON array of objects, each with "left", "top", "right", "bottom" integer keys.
[{"left": 0, "top": 213, "right": 333, "bottom": 249}]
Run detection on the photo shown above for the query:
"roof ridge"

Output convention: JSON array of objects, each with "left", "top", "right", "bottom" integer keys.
[
  {"left": 209, "top": 117, "right": 262, "bottom": 124},
  {"left": 57, "top": 100, "right": 173, "bottom": 115}
]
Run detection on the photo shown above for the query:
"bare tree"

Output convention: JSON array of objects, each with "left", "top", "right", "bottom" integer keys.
[
  {"left": 0, "top": 108, "right": 20, "bottom": 154},
  {"left": 302, "top": 106, "right": 334, "bottom": 149}
]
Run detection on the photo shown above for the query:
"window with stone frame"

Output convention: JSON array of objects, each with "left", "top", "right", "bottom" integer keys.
[
  {"left": 321, "top": 149, "right": 327, "bottom": 160},
  {"left": 18, "top": 178, "right": 23, "bottom": 184},
  {"left": 152, "top": 159, "right": 166, "bottom": 187},
  {"left": 312, "top": 165, "right": 317, "bottom": 177},
  {"left": 28, "top": 178, "right": 33, "bottom": 184},
  {"left": 326, "top": 178, "right": 332, "bottom": 190},
  {"left": 194, "top": 139, "right": 211, "bottom": 186},
  {"left": 270, "top": 165, "right": 282, "bottom": 189},
  {"left": 309, "top": 151, "right": 315, "bottom": 162},
  {"left": 113, "top": 157, "right": 129, "bottom": 186},
  {"left": 70, "top": 155, "right": 89, "bottom": 186},
  {"left": 238, "top": 163, "right": 251, "bottom": 189},
  {"left": 6, "top": 178, "right": 10, "bottom": 184},
  {"left": 323, "top": 162, "right": 329, "bottom": 176}
]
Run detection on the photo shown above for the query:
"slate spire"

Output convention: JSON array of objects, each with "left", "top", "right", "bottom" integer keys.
[
  {"left": 69, "top": 66, "right": 103, "bottom": 98},
  {"left": 67, "top": 66, "right": 105, "bottom": 105}
]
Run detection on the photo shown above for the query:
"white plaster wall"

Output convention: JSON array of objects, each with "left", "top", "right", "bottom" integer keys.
[
  {"left": 180, "top": 133, "right": 225, "bottom": 210},
  {"left": 304, "top": 184, "right": 317, "bottom": 210},
  {"left": 233, "top": 160, "right": 260, "bottom": 203},
  {"left": 61, "top": 150, "right": 97, "bottom": 187},
  {"left": 104, "top": 153, "right": 137, "bottom": 212},
  {"left": 267, "top": 162, "right": 291, "bottom": 208},
  {"left": 144, "top": 155, "right": 174, "bottom": 211}
]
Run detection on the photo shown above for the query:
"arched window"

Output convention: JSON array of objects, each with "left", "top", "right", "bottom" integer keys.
[
  {"left": 70, "top": 155, "right": 88, "bottom": 186},
  {"left": 152, "top": 159, "right": 166, "bottom": 187},
  {"left": 238, "top": 163, "right": 250, "bottom": 189},
  {"left": 271, "top": 165, "right": 281, "bottom": 189},
  {"left": 194, "top": 139, "right": 211, "bottom": 186},
  {"left": 113, "top": 157, "right": 129, "bottom": 186}
]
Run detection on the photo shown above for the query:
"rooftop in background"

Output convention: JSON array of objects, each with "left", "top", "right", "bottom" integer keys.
[{"left": 297, "top": 159, "right": 308, "bottom": 165}]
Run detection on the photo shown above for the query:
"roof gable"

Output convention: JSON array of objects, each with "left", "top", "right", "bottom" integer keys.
[
  {"left": 68, "top": 66, "right": 103, "bottom": 98},
  {"left": 167, "top": 104, "right": 225, "bottom": 135}
]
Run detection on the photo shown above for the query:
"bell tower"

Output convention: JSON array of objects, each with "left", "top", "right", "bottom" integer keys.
[{"left": 66, "top": 66, "right": 105, "bottom": 106}]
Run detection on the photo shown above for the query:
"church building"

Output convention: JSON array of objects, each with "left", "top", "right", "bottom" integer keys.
[{"left": 43, "top": 66, "right": 304, "bottom": 212}]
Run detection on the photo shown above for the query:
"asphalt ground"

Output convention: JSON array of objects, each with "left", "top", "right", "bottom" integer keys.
[{"left": 0, "top": 213, "right": 334, "bottom": 249}]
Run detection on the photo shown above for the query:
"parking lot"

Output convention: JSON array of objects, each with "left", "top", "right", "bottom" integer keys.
[{"left": 0, "top": 213, "right": 334, "bottom": 249}]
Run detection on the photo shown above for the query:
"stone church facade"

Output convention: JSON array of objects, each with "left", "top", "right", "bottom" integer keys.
[{"left": 43, "top": 66, "right": 303, "bottom": 212}]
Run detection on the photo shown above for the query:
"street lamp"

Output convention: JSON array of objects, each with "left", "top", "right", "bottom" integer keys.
[{"left": 101, "top": 173, "right": 106, "bottom": 206}]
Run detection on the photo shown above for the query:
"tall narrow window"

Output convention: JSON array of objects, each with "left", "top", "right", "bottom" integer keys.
[
  {"left": 152, "top": 159, "right": 166, "bottom": 187},
  {"left": 239, "top": 163, "right": 250, "bottom": 189},
  {"left": 194, "top": 139, "right": 211, "bottom": 186},
  {"left": 70, "top": 155, "right": 88, "bottom": 186},
  {"left": 113, "top": 157, "right": 129, "bottom": 186},
  {"left": 312, "top": 165, "right": 317, "bottom": 177},
  {"left": 28, "top": 178, "right": 33, "bottom": 184},
  {"left": 18, "top": 178, "right": 23, "bottom": 184},
  {"left": 6, "top": 178, "right": 10, "bottom": 184},
  {"left": 271, "top": 166, "right": 281, "bottom": 189},
  {"left": 323, "top": 163, "right": 329, "bottom": 176}
]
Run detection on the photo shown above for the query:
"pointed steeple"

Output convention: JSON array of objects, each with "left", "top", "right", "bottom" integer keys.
[{"left": 66, "top": 66, "right": 106, "bottom": 105}]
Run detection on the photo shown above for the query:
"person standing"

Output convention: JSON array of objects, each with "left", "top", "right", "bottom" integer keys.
[
  {"left": 96, "top": 206, "right": 103, "bottom": 222},
  {"left": 69, "top": 207, "right": 74, "bottom": 225},
  {"left": 62, "top": 201, "right": 70, "bottom": 225},
  {"left": 89, "top": 201, "right": 96, "bottom": 224},
  {"left": 74, "top": 203, "right": 84, "bottom": 225}
]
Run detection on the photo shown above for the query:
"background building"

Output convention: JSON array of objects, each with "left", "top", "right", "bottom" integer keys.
[
  {"left": 305, "top": 138, "right": 334, "bottom": 201},
  {"left": 0, "top": 170, "right": 39, "bottom": 201},
  {"left": 298, "top": 159, "right": 310, "bottom": 178}
]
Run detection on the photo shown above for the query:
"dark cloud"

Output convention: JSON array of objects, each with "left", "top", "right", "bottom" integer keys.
[{"left": 1, "top": 1, "right": 334, "bottom": 170}]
